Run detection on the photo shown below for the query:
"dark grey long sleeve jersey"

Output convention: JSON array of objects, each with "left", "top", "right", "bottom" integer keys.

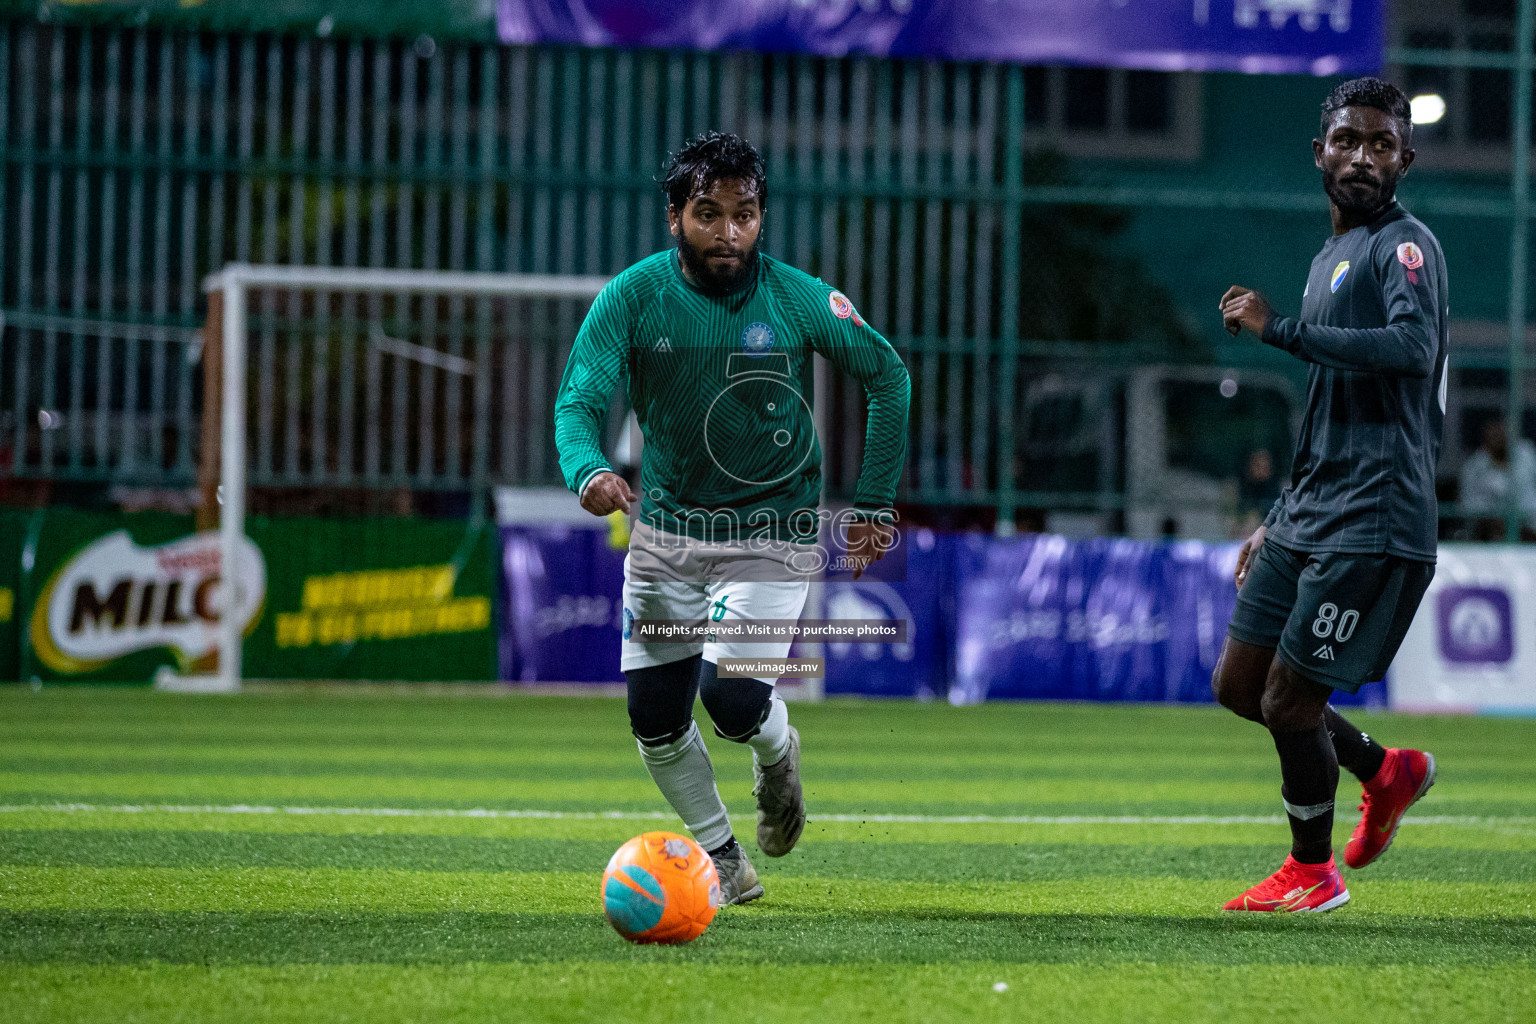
[{"left": 1259, "top": 203, "right": 1449, "bottom": 562}]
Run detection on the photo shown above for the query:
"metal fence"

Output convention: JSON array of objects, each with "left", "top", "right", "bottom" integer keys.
[
  {"left": 2, "top": 15, "right": 1533, "bottom": 529},
  {"left": 0, "top": 24, "right": 1031, "bottom": 500}
]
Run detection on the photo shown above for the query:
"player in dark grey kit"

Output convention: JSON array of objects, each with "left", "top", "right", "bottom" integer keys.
[{"left": 1213, "top": 78, "right": 1444, "bottom": 912}]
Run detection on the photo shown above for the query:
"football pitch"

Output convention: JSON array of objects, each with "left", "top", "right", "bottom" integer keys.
[{"left": 2, "top": 688, "right": 1533, "bottom": 1023}]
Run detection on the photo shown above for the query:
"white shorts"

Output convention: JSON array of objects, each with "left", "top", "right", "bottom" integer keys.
[{"left": 620, "top": 523, "right": 811, "bottom": 676}]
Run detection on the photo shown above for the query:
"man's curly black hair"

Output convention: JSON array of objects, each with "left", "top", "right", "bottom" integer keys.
[
  {"left": 659, "top": 131, "right": 768, "bottom": 212},
  {"left": 1320, "top": 77, "right": 1413, "bottom": 141}
]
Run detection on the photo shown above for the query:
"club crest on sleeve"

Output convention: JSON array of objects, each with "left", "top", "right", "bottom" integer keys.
[
  {"left": 1330, "top": 261, "right": 1350, "bottom": 293},
  {"left": 828, "top": 291, "right": 854, "bottom": 319},
  {"left": 1396, "top": 241, "right": 1424, "bottom": 270},
  {"left": 742, "top": 321, "right": 775, "bottom": 356}
]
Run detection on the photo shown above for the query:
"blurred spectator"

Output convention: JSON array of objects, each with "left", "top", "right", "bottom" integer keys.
[{"left": 1459, "top": 415, "right": 1536, "bottom": 541}]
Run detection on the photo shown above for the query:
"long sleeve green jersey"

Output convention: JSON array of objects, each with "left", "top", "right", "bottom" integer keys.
[{"left": 554, "top": 250, "right": 911, "bottom": 542}]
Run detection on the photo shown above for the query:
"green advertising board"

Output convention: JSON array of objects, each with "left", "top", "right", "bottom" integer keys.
[
  {"left": 12, "top": 508, "right": 495, "bottom": 683},
  {"left": 19, "top": 508, "right": 197, "bottom": 685},
  {"left": 246, "top": 516, "right": 496, "bottom": 681}
]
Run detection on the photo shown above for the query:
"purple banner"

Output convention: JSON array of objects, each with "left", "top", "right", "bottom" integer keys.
[
  {"left": 950, "top": 533, "right": 1379, "bottom": 706},
  {"left": 499, "top": 525, "right": 627, "bottom": 683},
  {"left": 497, "top": 1, "right": 1382, "bottom": 75},
  {"left": 808, "top": 527, "right": 951, "bottom": 699},
  {"left": 497, "top": 524, "right": 1381, "bottom": 704}
]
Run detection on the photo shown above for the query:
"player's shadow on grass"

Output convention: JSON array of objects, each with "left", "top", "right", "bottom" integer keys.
[{"left": 3, "top": 910, "right": 1533, "bottom": 966}]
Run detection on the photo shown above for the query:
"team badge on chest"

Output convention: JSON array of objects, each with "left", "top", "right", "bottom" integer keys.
[
  {"left": 1330, "top": 260, "right": 1350, "bottom": 293},
  {"left": 742, "top": 321, "right": 775, "bottom": 356}
]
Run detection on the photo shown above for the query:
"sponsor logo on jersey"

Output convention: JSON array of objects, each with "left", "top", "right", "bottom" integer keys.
[
  {"left": 1396, "top": 241, "right": 1424, "bottom": 270},
  {"left": 622, "top": 606, "right": 634, "bottom": 640},
  {"left": 828, "top": 290, "right": 865, "bottom": 327},
  {"left": 741, "top": 321, "right": 775, "bottom": 357},
  {"left": 1330, "top": 261, "right": 1350, "bottom": 293},
  {"left": 654, "top": 337, "right": 672, "bottom": 353},
  {"left": 1313, "top": 643, "right": 1335, "bottom": 661}
]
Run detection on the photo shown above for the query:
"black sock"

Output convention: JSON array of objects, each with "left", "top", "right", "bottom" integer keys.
[
  {"left": 707, "top": 837, "right": 738, "bottom": 857},
  {"left": 1323, "top": 705, "right": 1387, "bottom": 784},
  {"left": 1271, "top": 721, "right": 1338, "bottom": 865}
]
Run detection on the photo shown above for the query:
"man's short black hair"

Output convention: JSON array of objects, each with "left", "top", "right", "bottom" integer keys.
[
  {"left": 660, "top": 131, "right": 768, "bottom": 212},
  {"left": 1320, "top": 77, "right": 1413, "bottom": 141}
]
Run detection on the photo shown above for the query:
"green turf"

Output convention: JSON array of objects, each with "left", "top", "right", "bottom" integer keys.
[{"left": 2, "top": 688, "right": 1534, "bottom": 1023}]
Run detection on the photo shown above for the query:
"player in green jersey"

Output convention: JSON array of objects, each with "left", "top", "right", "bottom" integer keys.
[{"left": 554, "top": 132, "right": 911, "bottom": 904}]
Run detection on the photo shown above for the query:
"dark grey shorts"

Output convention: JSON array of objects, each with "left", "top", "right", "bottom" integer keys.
[{"left": 1227, "top": 540, "right": 1435, "bottom": 693}]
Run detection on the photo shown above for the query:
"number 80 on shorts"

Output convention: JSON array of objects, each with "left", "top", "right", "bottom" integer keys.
[{"left": 1311, "top": 602, "right": 1359, "bottom": 643}]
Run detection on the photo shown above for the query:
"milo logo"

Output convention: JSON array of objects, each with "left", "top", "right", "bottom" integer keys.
[{"left": 30, "top": 530, "right": 266, "bottom": 674}]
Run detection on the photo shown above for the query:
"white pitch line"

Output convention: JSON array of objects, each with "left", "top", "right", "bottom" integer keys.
[{"left": 0, "top": 803, "right": 1528, "bottom": 828}]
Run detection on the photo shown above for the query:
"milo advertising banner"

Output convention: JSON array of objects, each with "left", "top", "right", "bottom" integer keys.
[
  {"left": 16, "top": 510, "right": 495, "bottom": 683},
  {"left": 19, "top": 511, "right": 222, "bottom": 683},
  {"left": 29, "top": 517, "right": 265, "bottom": 679}
]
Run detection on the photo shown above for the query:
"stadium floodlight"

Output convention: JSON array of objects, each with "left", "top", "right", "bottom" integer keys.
[
  {"left": 1410, "top": 94, "right": 1447, "bottom": 125},
  {"left": 200, "top": 265, "right": 609, "bottom": 693}
]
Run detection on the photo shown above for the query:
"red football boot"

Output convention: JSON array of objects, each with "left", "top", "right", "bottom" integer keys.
[
  {"left": 1222, "top": 855, "right": 1350, "bottom": 913},
  {"left": 1345, "top": 747, "right": 1436, "bottom": 870}
]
